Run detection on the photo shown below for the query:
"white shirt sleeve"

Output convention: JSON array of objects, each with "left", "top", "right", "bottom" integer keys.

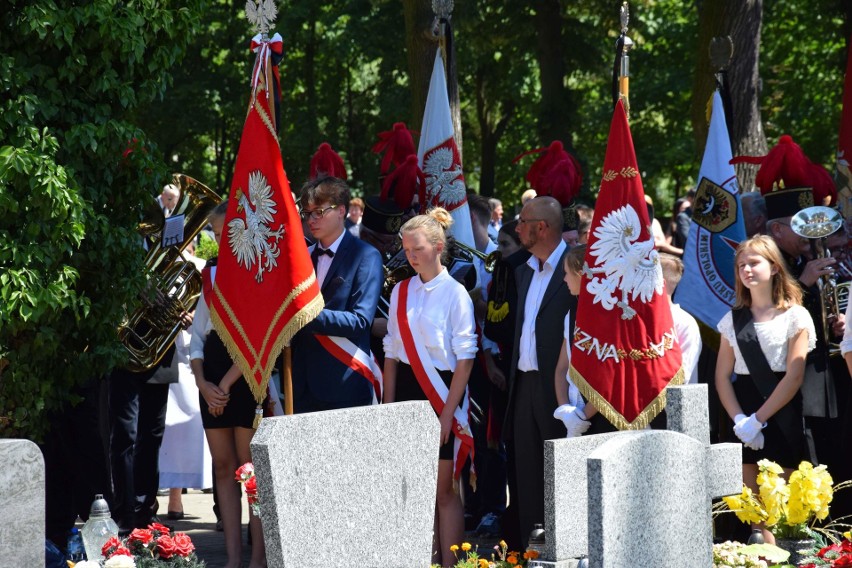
[
  {"left": 189, "top": 294, "right": 211, "bottom": 361},
  {"left": 450, "top": 286, "right": 478, "bottom": 360},
  {"left": 842, "top": 300, "right": 852, "bottom": 355},
  {"left": 383, "top": 283, "right": 402, "bottom": 362}
]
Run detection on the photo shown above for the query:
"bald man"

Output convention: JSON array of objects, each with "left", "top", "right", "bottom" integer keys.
[{"left": 505, "top": 196, "right": 574, "bottom": 548}]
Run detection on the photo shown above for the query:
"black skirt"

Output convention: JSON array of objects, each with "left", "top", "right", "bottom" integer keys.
[
  {"left": 733, "top": 372, "right": 806, "bottom": 469},
  {"left": 395, "top": 362, "right": 457, "bottom": 461},
  {"left": 199, "top": 331, "right": 264, "bottom": 430}
]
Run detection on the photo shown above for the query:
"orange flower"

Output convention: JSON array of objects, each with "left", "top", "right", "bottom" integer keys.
[
  {"left": 462, "top": 542, "right": 472, "bottom": 552},
  {"left": 450, "top": 544, "right": 459, "bottom": 553},
  {"left": 507, "top": 554, "right": 518, "bottom": 565}
]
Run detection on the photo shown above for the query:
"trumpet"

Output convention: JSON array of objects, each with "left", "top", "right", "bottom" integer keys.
[
  {"left": 790, "top": 206, "right": 850, "bottom": 356},
  {"left": 451, "top": 240, "right": 502, "bottom": 273}
]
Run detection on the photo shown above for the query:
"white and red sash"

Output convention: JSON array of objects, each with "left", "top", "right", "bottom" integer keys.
[
  {"left": 397, "top": 278, "right": 475, "bottom": 487},
  {"left": 315, "top": 335, "right": 383, "bottom": 404}
]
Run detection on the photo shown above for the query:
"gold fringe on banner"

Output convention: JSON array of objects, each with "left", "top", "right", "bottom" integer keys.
[
  {"left": 210, "top": 273, "right": 324, "bottom": 427},
  {"left": 569, "top": 364, "right": 686, "bottom": 431}
]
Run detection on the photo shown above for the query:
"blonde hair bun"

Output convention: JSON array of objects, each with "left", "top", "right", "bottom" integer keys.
[{"left": 428, "top": 207, "right": 454, "bottom": 231}]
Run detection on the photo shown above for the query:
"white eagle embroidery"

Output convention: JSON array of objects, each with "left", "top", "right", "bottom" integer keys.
[
  {"left": 228, "top": 170, "right": 285, "bottom": 283},
  {"left": 423, "top": 146, "right": 466, "bottom": 206},
  {"left": 585, "top": 204, "right": 663, "bottom": 320}
]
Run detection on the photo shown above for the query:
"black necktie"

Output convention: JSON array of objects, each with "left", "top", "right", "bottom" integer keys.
[{"left": 311, "top": 247, "right": 334, "bottom": 269}]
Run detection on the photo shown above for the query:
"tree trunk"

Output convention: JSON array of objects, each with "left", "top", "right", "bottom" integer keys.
[
  {"left": 533, "top": 0, "right": 572, "bottom": 147},
  {"left": 476, "top": 69, "right": 515, "bottom": 197},
  {"left": 305, "top": 3, "right": 318, "bottom": 152},
  {"left": 402, "top": 0, "right": 462, "bottom": 160},
  {"left": 692, "top": 0, "right": 766, "bottom": 192}
]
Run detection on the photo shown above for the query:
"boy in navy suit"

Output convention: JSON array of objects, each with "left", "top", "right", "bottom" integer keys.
[{"left": 292, "top": 176, "right": 384, "bottom": 412}]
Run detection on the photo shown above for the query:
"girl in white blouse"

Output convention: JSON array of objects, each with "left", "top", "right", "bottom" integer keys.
[
  {"left": 383, "top": 207, "right": 477, "bottom": 568},
  {"left": 715, "top": 235, "right": 814, "bottom": 543}
]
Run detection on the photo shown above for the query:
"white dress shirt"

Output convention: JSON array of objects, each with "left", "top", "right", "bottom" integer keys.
[
  {"left": 384, "top": 268, "right": 478, "bottom": 371},
  {"left": 312, "top": 229, "right": 346, "bottom": 287},
  {"left": 670, "top": 302, "right": 701, "bottom": 384},
  {"left": 518, "top": 240, "right": 567, "bottom": 372},
  {"left": 189, "top": 266, "right": 216, "bottom": 361}
]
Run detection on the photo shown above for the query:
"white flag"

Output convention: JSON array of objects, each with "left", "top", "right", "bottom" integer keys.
[{"left": 417, "top": 49, "right": 475, "bottom": 247}]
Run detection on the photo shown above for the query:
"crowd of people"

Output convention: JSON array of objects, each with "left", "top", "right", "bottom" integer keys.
[{"left": 38, "top": 134, "right": 852, "bottom": 567}]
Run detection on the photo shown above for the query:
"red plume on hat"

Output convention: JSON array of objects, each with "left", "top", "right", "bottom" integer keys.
[
  {"left": 309, "top": 142, "right": 347, "bottom": 180},
  {"left": 381, "top": 154, "right": 425, "bottom": 212},
  {"left": 514, "top": 140, "right": 582, "bottom": 206},
  {"left": 809, "top": 162, "right": 838, "bottom": 205},
  {"left": 731, "top": 134, "right": 836, "bottom": 205},
  {"left": 372, "top": 122, "right": 417, "bottom": 175}
]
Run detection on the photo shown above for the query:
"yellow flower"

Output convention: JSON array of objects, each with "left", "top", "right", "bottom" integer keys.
[
  {"left": 462, "top": 542, "right": 472, "bottom": 552},
  {"left": 843, "top": 530, "right": 851, "bottom": 541},
  {"left": 499, "top": 540, "right": 507, "bottom": 549},
  {"left": 723, "top": 487, "right": 767, "bottom": 525},
  {"left": 450, "top": 544, "right": 459, "bottom": 553},
  {"left": 478, "top": 560, "right": 489, "bottom": 568}
]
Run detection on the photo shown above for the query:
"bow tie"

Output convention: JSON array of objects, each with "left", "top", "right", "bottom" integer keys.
[{"left": 311, "top": 247, "right": 334, "bottom": 266}]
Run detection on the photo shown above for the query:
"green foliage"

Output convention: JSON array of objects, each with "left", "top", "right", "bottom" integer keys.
[
  {"left": 194, "top": 232, "right": 219, "bottom": 261},
  {"left": 0, "top": 0, "right": 201, "bottom": 439}
]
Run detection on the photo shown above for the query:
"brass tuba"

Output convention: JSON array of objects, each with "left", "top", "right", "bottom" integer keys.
[
  {"left": 118, "top": 174, "right": 222, "bottom": 372},
  {"left": 790, "top": 205, "right": 850, "bottom": 356},
  {"left": 452, "top": 240, "right": 502, "bottom": 273}
]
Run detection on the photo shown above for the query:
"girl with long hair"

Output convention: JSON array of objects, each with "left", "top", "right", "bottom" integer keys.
[{"left": 715, "top": 235, "right": 815, "bottom": 543}]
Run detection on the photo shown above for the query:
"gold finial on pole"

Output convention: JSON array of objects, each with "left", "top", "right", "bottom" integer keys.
[{"left": 618, "top": 2, "right": 634, "bottom": 119}]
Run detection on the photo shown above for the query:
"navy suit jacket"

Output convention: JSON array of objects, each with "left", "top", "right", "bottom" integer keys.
[{"left": 291, "top": 230, "right": 384, "bottom": 406}]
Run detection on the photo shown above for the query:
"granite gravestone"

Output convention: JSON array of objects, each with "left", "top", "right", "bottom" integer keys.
[
  {"left": 251, "top": 401, "right": 440, "bottom": 567},
  {"left": 0, "top": 439, "right": 45, "bottom": 566},
  {"left": 539, "top": 384, "right": 742, "bottom": 567}
]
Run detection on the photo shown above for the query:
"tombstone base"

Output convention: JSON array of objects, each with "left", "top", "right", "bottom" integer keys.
[{"left": 530, "top": 559, "right": 583, "bottom": 567}]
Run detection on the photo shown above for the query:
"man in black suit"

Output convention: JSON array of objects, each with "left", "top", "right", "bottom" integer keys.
[{"left": 505, "top": 196, "right": 574, "bottom": 548}]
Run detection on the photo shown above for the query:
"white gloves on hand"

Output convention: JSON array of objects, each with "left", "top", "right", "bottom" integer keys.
[
  {"left": 554, "top": 404, "right": 591, "bottom": 438},
  {"left": 743, "top": 431, "right": 765, "bottom": 451},
  {"left": 734, "top": 413, "right": 766, "bottom": 446}
]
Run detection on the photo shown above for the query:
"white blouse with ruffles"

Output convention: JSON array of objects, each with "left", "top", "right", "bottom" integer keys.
[
  {"left": 383, "top": 268, "right": 478, "bottom": 372},
  {"left": 716, "top": 305, "right": 816, "bottom": 375}
]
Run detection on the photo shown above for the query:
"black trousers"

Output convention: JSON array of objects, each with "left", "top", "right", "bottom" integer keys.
[
  {"left": 41, "top": 378, "right": 112, "bottom": 549},
  {"left": 512, "top": 370, "right": 567, "bottom": 549},
  {"left": 109, "top": 367, "right": 169, "bottom": 528}
]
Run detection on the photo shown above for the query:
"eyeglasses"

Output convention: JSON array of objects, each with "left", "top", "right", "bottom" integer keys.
[
  {"left": 300, "top": 205, "right": 339, "bottom": 221},
  {"left": 518, "top": 217, "right": 544, "bottom": 225}
]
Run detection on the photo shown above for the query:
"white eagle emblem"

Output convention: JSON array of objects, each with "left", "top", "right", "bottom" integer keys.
[
  {"left": 423, "top": 144, "right": 466, "bottom": 207},
  {"left": 228, "top": 170, "right": 285, "bottom": 283},
  {"left": 585, "top": 204, "right": 663, "bottom": 319}
]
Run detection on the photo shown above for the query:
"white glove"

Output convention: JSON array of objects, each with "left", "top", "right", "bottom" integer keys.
[
  {"left": 734, "top": 413, "right": 766, "bottom": 445},
  {"left": 743, "top": 431, "right": 765, "bottom": 451},
  {"left": 554, "top": 404, "right": 591, "bottom": 438}
]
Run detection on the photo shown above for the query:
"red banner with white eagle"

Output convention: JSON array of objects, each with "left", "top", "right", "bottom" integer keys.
[
  {"left": 417, "top": 49, "right": 475, "bottom": 248},
  {"left": 209, "top": 33, "right": 323, "bottom": 424},
  {"left": 569, "top": 100, "right": 683, "bottom": 430}
]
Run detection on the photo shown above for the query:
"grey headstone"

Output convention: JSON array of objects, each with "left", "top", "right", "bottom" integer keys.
[
  {"left": 665, "top": 384, "right": 711, "bottom": 446},
  {"left": 251, "top": 401, "right": 440, "bottom": 567},
  {"left": 0, "top": 439, "right": 44, "bottom": 566},
  {"left": 545, "top": 383, "right": 717, "bottom": 561},
  {"left": 708, "top": 442, "right": 743, "bottom": 498},
  {"left": 587, "top": 431, "right": 713, "bottom": 568},
  {"left": 544, "top": 432, "right": 625, "bottom": 561}
]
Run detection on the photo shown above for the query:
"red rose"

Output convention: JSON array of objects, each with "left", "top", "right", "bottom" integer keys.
[
  {"left": 820, "top": 543, "right": 842, "bottom": 558},
  {"left": 102, "top": 536, "right": 123, "bottom": 557},
  {"left": 113, "top": 545, "right": 131, "bottom": 556},
  {"left": 172, "top": 532, "right": 195, "bottom": 556},
  {"left": 235, "top": 462, "right": 255, "bottom": 481},
  {"left": 836, "top": 556, "right": 852, "bottom": 567},
  {"left": 245, "top": 475, "right": 258, "bottom": 495},
  {"left": 156, "top": 534, "right": 177, "bottom": 559},
  {"left": 149, "top": 521, "right": 171, "bottom": 535},
  {"left": 128, "top": 528, "right": 154, "bottom": 545}
]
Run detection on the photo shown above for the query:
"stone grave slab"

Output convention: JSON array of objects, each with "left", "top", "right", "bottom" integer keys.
[{"left": 0, "top": 439, "right": 44, "bottom": 566}]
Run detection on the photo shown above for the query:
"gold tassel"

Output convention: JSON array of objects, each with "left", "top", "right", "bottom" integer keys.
[
  {"left": 486, "top": 300, "right": 509, "bottom": 323},
  {"left": 253, "top": 405, "right": 263, "bottom": 429}
]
